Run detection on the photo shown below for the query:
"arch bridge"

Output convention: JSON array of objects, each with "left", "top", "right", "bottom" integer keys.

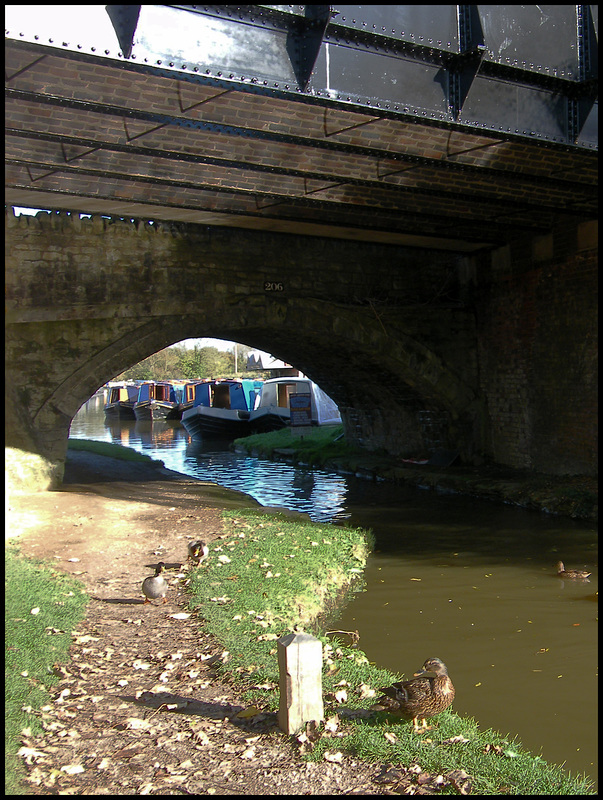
[{"left": 5, "top": 5, "right": 598, "bottom": 490}]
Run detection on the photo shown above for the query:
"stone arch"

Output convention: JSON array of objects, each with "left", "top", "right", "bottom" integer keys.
[
  {"left": 6, "top": 211, "right": 487, "bottom": 491},
  {"left": 21, "top": 296, "right": 482, "bottom": 490}
]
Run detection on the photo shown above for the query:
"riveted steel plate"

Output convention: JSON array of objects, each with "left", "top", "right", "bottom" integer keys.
[
  {"left": 576, "top": 100, "right": 598, "bottom": 148},
  {"left": 460, "top": 76, "right": 569, "bottom": 142},
  {"left": 334, "top": 5, "right": 459, "bottom": 52},
  {"left": 311, "top": 41, "right": 450, "bottom": 117},
  {"left": 133, "top": 5, "right": 297, "bottom": 83},
  {"left": 478, "top": 5, "right": 579, "bottom": 78}
]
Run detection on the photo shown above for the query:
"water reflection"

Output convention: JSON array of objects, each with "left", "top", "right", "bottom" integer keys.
[
  {"left": 69, "top": 399, "right": 598, "bottom": 784},
  {"left": 73, "top": 400, "right": 349, "bottom": 522}
]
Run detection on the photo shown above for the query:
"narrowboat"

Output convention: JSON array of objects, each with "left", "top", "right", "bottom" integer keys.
[
  {"left": 248, "top": 377, "right": 341, "bottom": 433},
  {"left": 181, "top": 379, "right": 262, "bottom": 439},
  {"left": 103, "top": 382, "right": 139, "bottom": 420},
  {"left": 168, "top": 381, "right": 202, "bottom": 420},
  {"left": 134, "top": 381, "right": 180, "bottom": 422}
]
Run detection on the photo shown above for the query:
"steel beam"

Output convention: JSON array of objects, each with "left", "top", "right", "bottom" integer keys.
[{"left": 5, "top": 5, "right": 598, "bottom": 150}]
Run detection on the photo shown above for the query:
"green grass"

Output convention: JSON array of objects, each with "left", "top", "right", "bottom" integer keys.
[
  {"left": 234, "top": 424, "right": 364, "bottom": 466},
  {"left": 187, "top": 509, "right": 377, "bottom": 690},
  {"left": 186, "top": 509, "right": 595, "bottom": 795},
  {"left": 5, "top": 545, "right": 89, "bottom": 795},
  {"left": 68, "top": 437, "right": 164, "bottom": 465}
]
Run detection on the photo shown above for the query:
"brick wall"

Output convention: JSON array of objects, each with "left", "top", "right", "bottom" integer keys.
[{"left": 476, "top": 221, "right": 597, "bottom": 475}]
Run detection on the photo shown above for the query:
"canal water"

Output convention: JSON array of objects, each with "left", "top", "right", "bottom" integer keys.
[{"left": 70, "top": 396, "right": 598, "bottom": 784}]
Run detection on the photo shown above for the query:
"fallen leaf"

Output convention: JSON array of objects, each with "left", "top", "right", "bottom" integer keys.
[
  {"left": 236, "top": 706, "right": 260, "bottom": 719},
  {"left": 384, "top": 731, "right": 398, "bottom": 744},
  {"left": 323, "top": 750, "right": 343, "bottom": 763},
  {"left": 73, "top": 634, "right": 100, "bottom": 644},
  {"left": 126, "top": 717, "right": 152, "bottom": 730},
  {"left": 17, "top": 746, "right": 47, "bottom": 764},
  {"left": 324, "top": 715, "right": 340, "bottom": 734},
  {"left": 192, "top": 729, "right": 211, "bottom": 745},
  {"left": 334, "top": 688, "right": 348, "bottom": 703},
  {"left": 169, "top": 613, "right": 191, "bottom": 620},
  {"left": 61, "top": 763, "right": 85, "bottom": 775}
]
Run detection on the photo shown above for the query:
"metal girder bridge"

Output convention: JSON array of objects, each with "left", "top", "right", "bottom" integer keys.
[{"left": 5, "top": 5, "right": 598, "bottom": 250}]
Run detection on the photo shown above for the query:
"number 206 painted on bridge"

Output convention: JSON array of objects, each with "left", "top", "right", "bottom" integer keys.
[{"left": 264, "top": 281, "right": 284, "bottom": 292}]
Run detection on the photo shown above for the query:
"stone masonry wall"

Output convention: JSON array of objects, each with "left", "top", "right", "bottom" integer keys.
[{"left": 6, "top": 209, "right": 482, "bottom": 489}]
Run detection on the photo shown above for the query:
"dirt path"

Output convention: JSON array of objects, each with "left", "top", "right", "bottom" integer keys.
[{"left": 8, "top": 452, "right": 387, "bottom": 795}]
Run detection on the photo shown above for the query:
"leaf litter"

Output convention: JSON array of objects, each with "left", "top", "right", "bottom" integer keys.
[{"left": 14, "top": 488, "right": 391, "bottom": 795}]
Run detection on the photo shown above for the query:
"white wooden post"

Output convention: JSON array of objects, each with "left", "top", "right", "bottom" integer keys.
[{"left": 277, "top": 632, "right": 324, "bottom": 734}]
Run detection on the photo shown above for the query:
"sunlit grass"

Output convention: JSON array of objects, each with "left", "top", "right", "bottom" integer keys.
[{"left": 5, "top": 545, "right": 89, "bottom": 795}]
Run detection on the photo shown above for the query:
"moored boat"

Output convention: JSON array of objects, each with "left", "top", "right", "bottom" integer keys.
[
  {"left": 103, "top": 382, "right": 139, "bottom": 420},
  {"left": 134, "top": 381, "right": 180, "bottom": 422},
  {"left": 248, "top": 377, "right": 341, "bottom": 433},
  {"left": 168, "top": 381, "right": 202, "bottom": 420},
  {"left": 181, "top": 379, "right": 262, "bottom": 439}
]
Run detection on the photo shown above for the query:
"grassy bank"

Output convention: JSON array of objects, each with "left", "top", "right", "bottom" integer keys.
[
  {"left": 234, "top": 424, "right": 363, "bottom": 466},
  {"left": 234, "top": 426, "right": 597, "bottom": 522},
  {"left": 5, "top": 546, "right": 89, "bottom": 794},
  {"left": 187, "top": 509, "right": 594, "bottom": 795},
  {"left": 67, "top": 437, "right": 165, "bottom": 465}
]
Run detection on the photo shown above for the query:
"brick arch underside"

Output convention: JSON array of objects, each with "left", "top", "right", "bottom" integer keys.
[{"left": 18, "top": 298, "right": 482, "bottom": 482}]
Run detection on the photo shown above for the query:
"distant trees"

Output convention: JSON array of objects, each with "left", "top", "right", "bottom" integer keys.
[{"left": 114, "top": 342, "right": 256, "bottom": 382}]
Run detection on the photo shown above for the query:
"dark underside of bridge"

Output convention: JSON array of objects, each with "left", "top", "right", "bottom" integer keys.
[{"left": 4, "top": 5, "right": 598, "bottom": 252}]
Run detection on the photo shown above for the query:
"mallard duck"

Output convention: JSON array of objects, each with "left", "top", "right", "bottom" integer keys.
[
  {"left": 188, "top": 540, "right": 209, "bottom": 564},
  {"left": 556, "top": 561, "right": 591, "bottom": 580},
  {"left": 372, "top": 657, "right": 455, "bottom": 732},
  {"left": 142, "top": 562, "right": 169, "bottom": 604}
]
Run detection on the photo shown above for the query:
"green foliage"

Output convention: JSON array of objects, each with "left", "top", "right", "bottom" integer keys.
[
  {"left": 5, "top": 546, "right": 88, "bottom": 795},
  {"left": 176, "top": 344, "right": 234, "bottom": 379},
  {"left": 114, "top": 343, "right": 241, "bottom": 382}
]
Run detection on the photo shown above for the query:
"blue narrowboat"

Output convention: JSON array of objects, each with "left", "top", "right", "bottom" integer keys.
[
  {"left": 181, "top": 379, "right": 262, "bottom": 439},
  {"left": 134, "top": 381, "right": 180, "bottom": 422}
]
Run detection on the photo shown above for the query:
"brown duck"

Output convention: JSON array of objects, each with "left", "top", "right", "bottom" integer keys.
[
  {"left": 372, "top": 657, "right": 455, "bottom": 732},
  {"left": 142, "top": 562, "right": 169, "bottom": 604},
  {"left": 188, "top": 540, "right": 209, "bottom": 564},
  {"left": 556, "top": 561, "right": 591, "bottom": 580}
]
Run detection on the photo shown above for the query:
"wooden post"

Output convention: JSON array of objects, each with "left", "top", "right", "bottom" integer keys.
[{"left": 277, "top": 632, "right": 324, "bottom": 734}]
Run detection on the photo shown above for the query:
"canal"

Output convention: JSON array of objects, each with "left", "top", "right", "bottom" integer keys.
[{"left": 70, "top": 395, "right": 598, "bottom": 785}]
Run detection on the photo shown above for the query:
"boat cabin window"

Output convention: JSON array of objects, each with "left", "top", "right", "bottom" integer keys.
[
  {"left": 211, "top": 384, "right": 231, "bottom": 409},
  {"left": 155, "top": 384, "right": 171, "bottom": 402}
]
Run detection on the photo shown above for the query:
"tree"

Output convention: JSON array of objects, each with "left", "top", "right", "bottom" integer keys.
[{"left": 113, "top": 342, "right": 256, "bottom": 382}]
